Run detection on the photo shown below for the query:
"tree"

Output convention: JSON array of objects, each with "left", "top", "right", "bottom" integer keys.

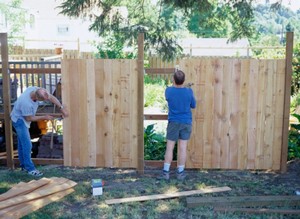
[
  {"left": 58, "top": 0, "right": 283, "bottom": 60},
  {"left": 0, "top": 0, "right": 27, "bottom": 46}
]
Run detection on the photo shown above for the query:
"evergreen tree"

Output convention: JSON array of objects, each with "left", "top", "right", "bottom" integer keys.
[{"left": 58, "top": 0, "right": 265, "bottom": 60}]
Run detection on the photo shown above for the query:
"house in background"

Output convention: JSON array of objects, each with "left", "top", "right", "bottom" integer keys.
[
  {"left": 22, "top": 0, "right": 100, "bottom": 51},
  {"left": 179, "top": 38, "right": 252, "bottom": 57},
  {"left": 1, "top": 0, "right": 252, "bottom": 56},
  {"left": 0, "top": 0, "right": 99, "bottom": 52}
]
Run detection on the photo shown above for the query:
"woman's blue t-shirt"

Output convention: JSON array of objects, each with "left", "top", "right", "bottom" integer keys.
[{"left": 165, "top": 86, "right": 196, "bottom": 125}]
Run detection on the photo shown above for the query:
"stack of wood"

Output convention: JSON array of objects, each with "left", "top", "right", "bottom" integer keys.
[
  {"left": 186, "top": 195, "right": 300, "bottom": 215},
  {"left": 0, "top": 177, "right": 76, "bottom": 218},
  {"left": 37, "top": 133, "right": 63, "bottom": 159}
]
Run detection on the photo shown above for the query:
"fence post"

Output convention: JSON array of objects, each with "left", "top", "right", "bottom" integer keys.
[
  {"left": 0, "top": 33, "right": 14, "bottom": 169},
  {"left": 137, "top": 32, "right": 144, "bottom": 174},
  {"left": 281, "top": 31, "right": 294, "bottom": 173}
]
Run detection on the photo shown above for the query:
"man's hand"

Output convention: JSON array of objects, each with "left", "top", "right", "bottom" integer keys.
[{"left": 60, "top": 106, "right": 69, "bottom": 118}]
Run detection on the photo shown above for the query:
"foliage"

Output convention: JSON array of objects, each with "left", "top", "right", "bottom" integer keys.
[
  {"left": 94, "top": 34, "right": 136, "bottom": 59},
  {"left": 0, "top": 0, "right": 27, "bottom": 47},
  {"left": 144, "top": 124, "right": 166, "bottom": 160},
  {"left": 292, "top": 43, "right": 300, "bottom": 95},
  {"left": 290, "top": 91, "right": 300, "bottom": 113},
  {"left": 58, "top": 0, "right": 266, "bottom": 61},
  {"left": 144, "top": 75, "right": 168, "bottom": 111},
  {"left": 251, "top": 4, "right": 300, "bottom": 58},
  {"left": 288, "top": 114, "right": 300, "bottom": 160}
]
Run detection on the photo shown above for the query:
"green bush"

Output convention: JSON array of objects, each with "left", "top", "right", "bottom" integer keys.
[
  {"left": 144, "top": 75, "right": 168, "bottom": 111},
  {"left": 291, "top": 91, "right": 300, "bottom": 113},
  {"left": 144, "top": 123, "right": 177, "bottom": 160},
  {"left": 144, "top": 124, "right": 166, "bottom": 160},
  {"left": 288, "top": 113, "right": 300, "bottom": 160}
]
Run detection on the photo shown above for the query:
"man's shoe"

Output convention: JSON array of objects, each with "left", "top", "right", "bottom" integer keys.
[
  {"left": 28, "top": 169, "right": 43, "bottom": 177},
  {"left": 176, "top": 171, "right": 186, "bottom": 180},
  {"left": 156, "top": 171, "right": 170, "bottom": 180}
]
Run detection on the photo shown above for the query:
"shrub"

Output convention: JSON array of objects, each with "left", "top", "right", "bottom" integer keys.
[
  {"left": 144, "top": 124, "right": 166, "bottom": 160},
  {"left": 288, "top": 113, "right": 300, "bottom": 160},
  {"left": 144, "top": 123, "right": 178, "bottom": 160}
]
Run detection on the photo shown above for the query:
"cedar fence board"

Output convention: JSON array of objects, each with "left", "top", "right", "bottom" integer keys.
[
  {"left": 105, "top": 186, "right": 231, "bottom": 205},
  {"left": 186, "top": 195, "right": 300, "bottom": 208},
  {"left": 214, "top": 207, "right": 300, "bottom": 215}
]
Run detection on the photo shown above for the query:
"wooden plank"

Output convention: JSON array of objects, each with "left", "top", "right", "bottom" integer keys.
[
  {"left": 145, "top": 68, "right": 175, "bottom": 74},
  {"left": 130, "top": 60, "right": 138, "bottom": 168},
  {"left": 186, "top": 196, "right": 300, "bottom": 208},
  {"left": 255, "top": 60, "right": 266, "bottom": 169},
  {"left": 281, "top": 32, "right": 294, "bottom": 173},
  {"left": 144, "top": 160, "right": 177, "bottom": 168},
  {"left": 70, "top": 60, "right": 81, "bottom": 166},
  {"left": 79, "top": 59, "right": 89, "bottom": 167},
  {"left": 0, "top": 150, "right": 18, "bottom": 157},
  {"left": 247, "top": 59, "right": 259, "bottom": 169},
  {"left": 86, "top": 59, "right": 96, "bottom": 166},
  {"left": 229, "top": 59, "right": 241, "bottom": 169},
  {"left": 103, "top": 59, "right": 114, "bottom": 167},
  {"left": 0, "top": 158, "right": 63, "bottom": 165},
  {"left": 62, "top": 59, "right": 71, "bottom": 166},
  {"left": 0, "top": 33, "right": 14, "bottom": 169},
  {"left": 112, "top": 60, "right": 122, "bottom": 167},
  {"left": 137, "top": 33, "right": 144, "bottom": 173},
  {"left": 220, "top": 59, "right": 231, "bottom": 168},
  {"left": 0, "top": 178, "right": 51, "bottom": 202},
  {"left": 186, "top": 59, "right": 203, "bottom": 168},
  {"left": 144, "top": 114, "right": 168, "bottom": 120},
  {"left": 0, "top": 188, "right": 74, "bottom": 219},
  {"left": 95, "top": 59, "right": 105, "bottom": 166},
  {"left": 105, "top": 186, "right": 231, "bottom": 205},
  {"left": 238, "top": 59, "right": 250, "bottom": 169},
  {"left": 119, "top": 59, "right": 131, "bottom": 167},
  {"left": 203, "top": 59, "right": 214, "bottom": 168},
  {"left": 212, "top": 58, "right": 223, "bottom": 168},
  {"left": 214, "top": 207, "right": 300, "bottom": 215},
  {"left": 273, "top": 59, "right": 286, "bottom": 170},
  {"left": 1, "top": 68, "right": 61, "bottom": 74},
  {"left": 0, "top": 177, "right": 76, "bottom": 210},
  {"left": 263, "top": 60, "right": 275, "bottom": 169}
]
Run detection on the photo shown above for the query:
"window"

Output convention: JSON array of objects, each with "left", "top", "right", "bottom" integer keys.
[{"left": 57, "top": 25, "right": 69, "bottom": 35}]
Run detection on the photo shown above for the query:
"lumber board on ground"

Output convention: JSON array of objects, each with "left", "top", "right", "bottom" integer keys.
[
  {"left": 214, "top": 207, "right": 300, "bottom": 215},
  {"left": 186, "top": 195, "right": 300, "bottom": 208},
  {"left": 105, "top": 186, "right": 231, "bottom": 205},
  {"left": 0, "top": 188, "right": 74, "bottom": 219},
  {"left": 0, "top": 177, "right": 76, "bottom": 210},
  {"left": 0, "top": 178, "right": 51, "bottom": 202}
]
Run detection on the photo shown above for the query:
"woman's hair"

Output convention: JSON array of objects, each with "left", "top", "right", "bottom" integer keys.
[{"left": 173, "top": 70, "right": 185, "bottom": 85}]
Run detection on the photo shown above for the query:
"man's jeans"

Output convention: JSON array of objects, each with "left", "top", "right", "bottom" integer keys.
[{"left": 12, "top": 119, "right": 35, "bottom": 171}]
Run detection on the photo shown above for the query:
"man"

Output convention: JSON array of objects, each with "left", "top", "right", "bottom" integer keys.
[
  {"left": 11, "top": 86, "right": 68, "bottom": 176},
  {"left": 157, "top": 70, "right": 196, "bottom": 180}
]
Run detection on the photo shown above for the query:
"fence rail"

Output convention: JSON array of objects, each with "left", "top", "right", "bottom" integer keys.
[{"left": 0, "top": 61, "right": 61, "bottom": 102}]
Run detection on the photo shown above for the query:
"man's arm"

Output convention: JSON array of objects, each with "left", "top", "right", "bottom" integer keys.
[{"left": 48, "top": 94, "right": 69, "bottom": 118}]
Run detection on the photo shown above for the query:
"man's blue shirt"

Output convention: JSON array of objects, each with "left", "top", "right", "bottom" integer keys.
[{"left": 165, "top": 86, "right": 196, "bottom": 125}]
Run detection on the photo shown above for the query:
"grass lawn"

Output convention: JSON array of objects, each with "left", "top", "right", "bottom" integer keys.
[{"left": 0, "top": 159, "right": 300, "bottom": 219}]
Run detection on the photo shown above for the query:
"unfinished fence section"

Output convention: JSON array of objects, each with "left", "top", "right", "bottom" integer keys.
[
  {"left": 61, "top": 59, "right": 138, "bottom": 167},
  {"left": 149, "top": 58, "right": 286, "bottom": 170}
]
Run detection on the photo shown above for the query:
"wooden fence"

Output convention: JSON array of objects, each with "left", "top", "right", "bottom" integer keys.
[
  {"left": 61, "top": 57, "right": 286, "bottom": 170},
  {"left": 0, "top": 48, "right": 94, "bottom": 61},
  {"left": 1, "top": 32, "right": 293, "bottom": 171},
  {"left": 62, "top": 59, "right": 138, "bottom": 167}
]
